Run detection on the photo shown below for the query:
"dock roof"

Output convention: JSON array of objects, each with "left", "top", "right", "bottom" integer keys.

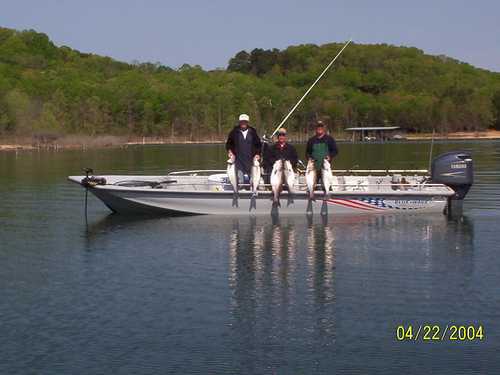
[{"left": 344, "top": 126, "right": 400, "bottom": 131}]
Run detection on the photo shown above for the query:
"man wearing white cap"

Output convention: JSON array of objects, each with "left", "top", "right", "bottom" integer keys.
[{"left": 225, "top": 114, "right": 262, "bottom": 185}]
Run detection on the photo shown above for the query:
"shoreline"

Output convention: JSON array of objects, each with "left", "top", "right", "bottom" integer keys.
[
  {"left": 1, "top": 130, "right": 500, "bottom": 152},
  {"left": 406, "top": 130, "right": 500, "bottom": 140}
]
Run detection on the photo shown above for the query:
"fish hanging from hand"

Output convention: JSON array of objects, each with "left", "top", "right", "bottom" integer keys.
[
  {"left": 227, "top": 155, "right": 238, "bottom": 207},
  {"left": 249, "top": 158, "right": 261, "bottom": 211}
]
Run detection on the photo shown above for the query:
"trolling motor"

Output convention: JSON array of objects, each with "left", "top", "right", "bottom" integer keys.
[
  {"left": 430, "top": 151, "right": 474, "bottom": 215},
  {"left": 80, "top": 168, "right": 107, "bottom": 223},
  {"left": 81, "top": 168, "right": 106, "bottom": 187}
]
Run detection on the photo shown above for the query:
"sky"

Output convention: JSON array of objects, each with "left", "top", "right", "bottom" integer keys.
[{"left": 1, "top": 0, "right": 499, "bottom": 72}]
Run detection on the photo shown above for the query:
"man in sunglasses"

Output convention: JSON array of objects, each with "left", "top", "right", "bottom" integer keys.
[{"left": 264, "top": 127, "right": 299, "bottom": 173}]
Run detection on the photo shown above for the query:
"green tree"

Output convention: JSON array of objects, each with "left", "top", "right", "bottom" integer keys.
[
  {"left": 4, "top": 89, "right": 33, "bottom": 134},
  {"left": 227, "top": 51, "right": 251, "bottom": 73},
  {"left": 1, "top": 25, "right": 500, "bottom": 139},
  {"left": 492, "top": 90, "right": 500, "bottom": 130}
]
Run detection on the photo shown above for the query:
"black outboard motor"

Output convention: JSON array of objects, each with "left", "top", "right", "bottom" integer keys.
[{"left": 431, "top": 151, "right": 473, "bottom": 214}]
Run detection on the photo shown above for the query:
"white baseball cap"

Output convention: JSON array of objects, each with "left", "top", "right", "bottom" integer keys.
[{"left": 239, "top": 114, "right": 250, "bottom": 122}]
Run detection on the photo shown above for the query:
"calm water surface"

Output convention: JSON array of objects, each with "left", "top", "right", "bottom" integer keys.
[{"left": 1, "top": 141, "right": 499, "bottom": 374}]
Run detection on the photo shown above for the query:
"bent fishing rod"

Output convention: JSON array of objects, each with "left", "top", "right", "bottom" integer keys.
[{"left": 270, "top": 38, "right": 352, "bottom": 138}]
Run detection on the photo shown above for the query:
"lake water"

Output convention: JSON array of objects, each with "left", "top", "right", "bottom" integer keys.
[{"left": 1, "top": 141, "right": 499, "bottom": 374}]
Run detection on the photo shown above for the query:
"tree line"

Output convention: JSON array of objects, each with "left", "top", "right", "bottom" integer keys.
[{"left": 1, "top": 26, "right": 500, "bottom": 141}]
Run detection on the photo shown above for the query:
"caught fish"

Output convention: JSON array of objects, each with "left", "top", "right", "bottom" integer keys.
[
  {"left": 270, "top": 159, "right": 284, "bottom": 207},
  {"left": 284, "top": 160, "right": 296, "bottom": 206},
  {"left": 250, "top": 159, "right": 261, "bottom": 196},
  {"left": 322, "top": 158, "right": 334, "bottom": 198},
  {"left": 306, "top": 159, "right": 317, "bottom": 201},
  {"left": 227, "top": 156, "right": 238, "bottom": 207},
  {"left": 249, "top": 158, "right": 261, "bottom": 211}
]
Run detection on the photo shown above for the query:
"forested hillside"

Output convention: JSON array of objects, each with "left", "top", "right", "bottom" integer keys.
[{"left": 1, "top": 26, "right": 499, "bottom": 140}]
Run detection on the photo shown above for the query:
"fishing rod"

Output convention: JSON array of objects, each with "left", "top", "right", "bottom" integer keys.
[
  {"left": 428, "top": 128, "right": 436, "bottom": 172},
  {"left": 270, "top": 38, "right": 352, "bottom": 138}
]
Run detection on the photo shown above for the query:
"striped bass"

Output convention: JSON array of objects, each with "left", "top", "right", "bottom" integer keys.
[
  {"left": 227, "top": 156, "right": 238, "bottom": 207},
  {"left": 284, "top": 160, "right": 296, "bottom": 206},
  {"left": 270, "top": 159, "right": 284, "bottom": 206},
  {"left": 322, "top": 158, "right": 334, "bottom": 197},
  {"left": 306, "top": 159, "right": 317, "bottom": 201},
  {"left": 250, "top": 158, "right": 261, "bottom": 211}
]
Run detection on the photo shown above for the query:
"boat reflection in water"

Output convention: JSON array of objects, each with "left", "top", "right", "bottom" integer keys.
[
  {"left": 225, "top": 213, "right": 474, "bottom": 372},
  {"left": 227, "top": 215, "right": 339, "bottom": 370},
  {"left": 82, "top": 213, "right": 474, "bottom": 373}
]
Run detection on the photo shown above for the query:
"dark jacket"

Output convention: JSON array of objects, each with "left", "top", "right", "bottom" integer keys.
[
  {"left": 225, "top": 126, "right": 262, "bottom": 156},
  {"left": 264, "top": 142, "right": 299, "bottom": 171},
  {"left": 226, "top": 126, "right": 262, "bottom": 174},
  {"left": 305, "top": 134, "right": 338, "bottom": 160}
]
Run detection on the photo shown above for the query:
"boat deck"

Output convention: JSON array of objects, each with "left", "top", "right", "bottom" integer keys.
[{"left": 69, "top": 172, "right": 455, "bottom": 197}]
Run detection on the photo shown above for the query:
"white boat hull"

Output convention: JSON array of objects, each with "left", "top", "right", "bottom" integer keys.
[
  {"left": 69, "top": 175, "right": 451, "bottom": 216},
  {"left": 68, "top": 151, "right": 475, "bottom": 217}
]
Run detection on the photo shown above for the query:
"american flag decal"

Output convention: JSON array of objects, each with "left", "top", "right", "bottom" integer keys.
[{"left": 327, "top": 197, "right": 423, "bottom": 211}]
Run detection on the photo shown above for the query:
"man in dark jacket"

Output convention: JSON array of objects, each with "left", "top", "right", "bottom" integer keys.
[
  {"left": 265, "top": 128, "right": 298, "bottom": 169},
  {"left": 226, "top": 114, "right": 262, "bottom": 183},
  {"left": 306, "top": 121, "right": 338, "bottom": 170}
]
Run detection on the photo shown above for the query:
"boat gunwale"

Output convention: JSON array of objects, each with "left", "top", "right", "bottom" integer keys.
[
  {"left": 68, "top": 176, "right": 455, "bottom": 197},
  {"left": 167, "top": 169, "right": 431, "bottom": 175}
]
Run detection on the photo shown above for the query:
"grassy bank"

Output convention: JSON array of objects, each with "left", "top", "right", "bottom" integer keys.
[
  {"left": 406, "top": 130, "right": 500, "bottom": 140},
  {"left": 1, "top": 130, "right": 500, "bottom": 152},
  {"left": 0, "top": 134, "right": 231, "bottom": 151}
]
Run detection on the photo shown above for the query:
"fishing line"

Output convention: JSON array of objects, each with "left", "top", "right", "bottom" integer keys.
[
  {"left": 428, "top": 128, "right": 436, "bottom": 172},
  {"left": 271, "top": 39, "right": 352, "bottom": 137}
]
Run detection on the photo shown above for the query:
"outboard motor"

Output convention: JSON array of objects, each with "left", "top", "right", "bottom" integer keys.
[{"left": 431, "top": 151, "right": 473, "bottom": 214}]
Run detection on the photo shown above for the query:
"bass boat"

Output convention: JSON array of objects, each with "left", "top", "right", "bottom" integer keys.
[{"left": 68, "top": 151, "right": 473, "bottom": 216}]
